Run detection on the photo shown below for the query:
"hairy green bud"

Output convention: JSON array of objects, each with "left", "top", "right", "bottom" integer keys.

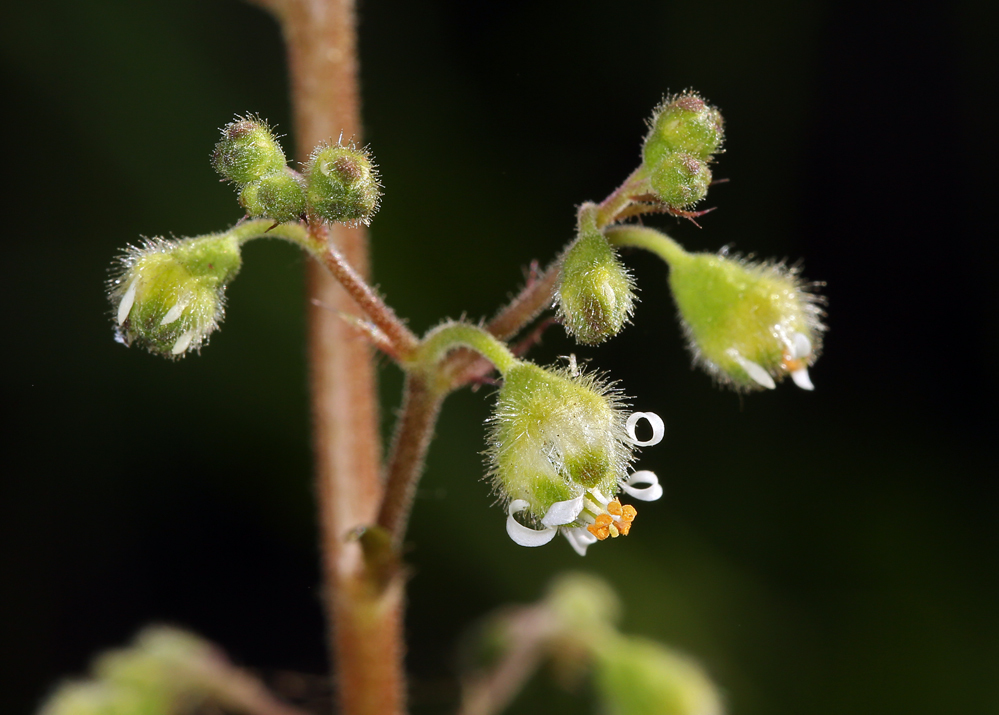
[
  {"left": 593, "top": 636, "right": 724, "bottom": 715},
  {"left": 557, "top": 228, "right": 636, "bottom": 345},
  {"left": 669, "top": 250, "right": 825, "bottom": 391},
  {"left": 305, "top": 142, "right": 381, "bottom": 225},
  {"left": 649, "top": 153, "right": 712, "bottom": 211},
  {"left": 643, "top": 92, "right": 724, "bottom": 168},
  {"left": 239, "top": 168, "right": 306, "bottom": 222},
  {"left": 489, "top": 361, "right": 665, "bottom": 555},
  {"left": 109, "top": 232, "right": 243, "bottom": 358},
  {"left": 211, "top": 116, "right": 287, "bottom": 185}
]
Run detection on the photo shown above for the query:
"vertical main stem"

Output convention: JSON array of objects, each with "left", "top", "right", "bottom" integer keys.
[{"left": 275, "top": 1, "right": 405, "bottom": 714}]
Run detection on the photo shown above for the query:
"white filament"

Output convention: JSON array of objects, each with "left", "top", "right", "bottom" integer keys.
[
  {"left": 626, "top": 412, "right": 666, "bottom": 447},
  {"left": 791, "top": 332, "right": 812, "bottom": 360},
  {"left": 159, "top": 298, "right": 189, "bottom": 326},
  {"left": 791, "top": 367, "right": 814, "bottom": 391},
  {"left": 733, "top": 354, "right": 776, "bottom": 389},
  {"left": 117, "top": 279, "right": 138, "bottom": 326},
  {"left": 621, "top": 470, "right": 663, "bottom": 502},
  {"left": 171, "top": 330, "right": 195, "bottom": 355},
  {"left": 562, "top": 526, "right": 598, "bottom": 556},
  {"left": 506, "top": 500, "right": 557, "bottom": 547}
]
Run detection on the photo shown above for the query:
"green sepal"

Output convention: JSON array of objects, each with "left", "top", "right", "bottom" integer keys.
[
  {"left": 239, "top": 168, "right": 306, "bottom": 223},
  {"left": 211, "top": 116, "right": 287, "bottom": 185},
  {"left": 649, "top": 153, "right": 712, "bottom": 211},
  {"left": 643, "top": 92, "right": 724, "bottom": 168},
  {"left": 305, "top": 143, "right": 381, "bottom": 225},
  {"left": 109, "top": 233, "right": 243, "bottom": 359},
  {"left": 557, "top": 229, "right": 637, "bottom": 345},
  {"left": 487, "top": 362, "right": 631, "bottom": 521}
]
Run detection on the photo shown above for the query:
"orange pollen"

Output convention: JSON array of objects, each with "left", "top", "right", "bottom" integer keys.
[
  {"left": 781, "top": 348, "right": 804, "bottom": 372},
  {"left": 587, "top": 514, "right": 614, "bottom": 540}
]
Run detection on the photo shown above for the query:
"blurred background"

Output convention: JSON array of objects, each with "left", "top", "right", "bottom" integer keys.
[{"left": 2, "top": 0, "right": 996, "bottom": 713}]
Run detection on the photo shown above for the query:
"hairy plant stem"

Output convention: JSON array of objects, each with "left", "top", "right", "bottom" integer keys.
[{"left": 260, "top": 1, "right": 405, "bottom": 714}]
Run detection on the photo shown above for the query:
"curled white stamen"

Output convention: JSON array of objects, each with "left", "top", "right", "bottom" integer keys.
[
  {"left": 562, "top": 526, "right": 598, "bottom": 556},
  {"left": 791, "top": 367, "right": 814, "bottom": 391},
  {"left": 506, "top": 500, "right": 557, "bottom": 547},
  {"left": 621, "top": 470, "right": 663, "bottom": 502},
  {"left": 171, "top": 330, "right": 195, "bottom": 355},
  {"left": 626, "top": 412, "right": 666, "bottom": 447},
  {"left": 117, "top": 279, "right": 138, "bottom": 326},
  {"left": 159, "top": 297, "right": 190, "bottom": 326},
  {"left": 791, "top": 332, "right": 812, "bottom": 360},
  {"left": 733, "top": 354, "right": 776, "bottom": 389},
  {"left": 542, "top": 494, "right": 585, "bottom": 527}
]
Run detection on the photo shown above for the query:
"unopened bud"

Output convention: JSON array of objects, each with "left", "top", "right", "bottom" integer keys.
[
  {"left": 649, "top": 153, "right": 712, "bottom": 211},
  {"left": 557, "top": 228, "right": 636, "bottom": 345},
  {"left": 211, "top": 116, "right": 287, "bottom": 185},
  {"left": 238, "top": 168, "right": 306, "bottom": 223},
  {"left": 305, "top": 142, "right": 381, "bottom": 225},
  {"left": 643, "top": 92, "right": 724, "bottom": 168},
  {"left": 669, "top": 250, "right": 825, "bottom": 391},
  {"left": 593, "top": 636, "right": 724, "bottom": 715},
  {"left": 109, "top": 232, "right": 243, "bottom": 359}
]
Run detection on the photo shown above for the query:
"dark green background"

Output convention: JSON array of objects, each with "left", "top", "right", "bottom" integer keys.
[{"left": 2, "top": 0, "right": 996, "bottom": 713}]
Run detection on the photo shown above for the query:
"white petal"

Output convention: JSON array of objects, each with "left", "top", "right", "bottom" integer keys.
[
  {"left": 159, "top": 298, "right": 188, "bottom": 326},
  {"left": 621, "top": 470, "right": 663, "bottom": 502},
  {"left": 734, "top": 355, "right": 776, "bottom": 389},
  {"left": 171, "top": 330, "right": 195, "bottom": 355},
  {"left": 117, "top": 279, "right": 138, "bottom": 326},
  {"left": 792, "top": 332, "right": 812, "bottom": 360},
  {"left": 542, "top": 494, "right": 585, "bottom": 527},
  {"left": 626, "top": 412, "right": 666, "bottom": 447},
  {"left": 562, "top": 526, "right": 598, "bottom": 556},
  {"left": 506, "top": 500, "right": 558, "bottom": 547},
  {"left": 791, "top": 366, "right": 814, "bottom": 391}
]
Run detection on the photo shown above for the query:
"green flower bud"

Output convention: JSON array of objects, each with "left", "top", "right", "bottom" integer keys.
[
  {"left": 238, "top": 168, "right": 306, "bottom": 223},
  {"left": 669, "top": 249, "right": 825, "bottom": 391},
  {"left": 489, "top": 360, "right": 665, "bottom": 555},
  {"left": 305, "top": 142, "right": 381, "bottom": 225},
  {"left": 649, "top": 153, "right": 712, "bottom": 211},
  {"left": 108, "top": 232, "right": 243, "bottom": 359},
  {"left": 643, "top": 92, "right": 724, "bottom": 168},
  {"left": 211, "top": 116, "right": 287, "bottom": 185},
  {"left": 593, "top": 635, "right": 724, "bottom": 715},
  {"left": 557, "top": 228, "right": 636, "bottom": 345}
]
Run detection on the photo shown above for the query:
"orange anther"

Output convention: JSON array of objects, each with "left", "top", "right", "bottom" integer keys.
[
  {"left": 587, "top": 514, "right": 613, "bottom": 540},
  {"left": 621, "top": 504, "right": 637, "bottom": 522},
  {"left": 617, "top": 520, "right": 633, "bottom": 536},
  {"left": 607, "top": 499, "right": 623, "bottom": 516}
]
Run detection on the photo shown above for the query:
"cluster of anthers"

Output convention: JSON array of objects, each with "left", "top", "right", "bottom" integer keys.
[{"left": 505, "top": 412, "right": 665, "bottom": 556}]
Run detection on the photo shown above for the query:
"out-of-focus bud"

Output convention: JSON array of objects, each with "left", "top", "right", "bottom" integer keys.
[
  {"left": 305, "top": 142, "right": 381, "bottom": 225},
  {"left": 211, "top": 116, "right": 287, "bottom": 185},
  {"left": 593, "top": 635, "right": 724, "bottom": 715},
  {"left": 557, "top": 226, "right": 636, "bottom": 345},
  {"left": 643, "top": 92, "right": 724, "bottom": 168},
  {"left": 109, "top": 232, "right": 243, "bottom": 359},
  {"left": 648, "top": 153, "right": 712, "bottom": 211},
  {"left": 668, "top": 249, "right": 825, "bottom": 391},
  {"left": 238, "top": 168, "right": 306, "bottom": 223},
  {"left": 488, "top": 360, "right": 665, "bottom": 555}
]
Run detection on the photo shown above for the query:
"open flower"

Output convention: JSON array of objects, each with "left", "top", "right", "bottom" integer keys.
[
  {"left": 488, "top": 361, "right": 665, "bottom": 555},
  {"left": 667, "top": 250, "right": 826, "bottom": 392}
]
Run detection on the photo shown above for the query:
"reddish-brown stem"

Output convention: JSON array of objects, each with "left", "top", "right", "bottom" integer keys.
[
  {"left": 312, "top": 223, "right": 420, "bottom": 359},
  {"left": 377, "top": 375, "right": 445, "bottom": 544},
  {"left": 261, "top": 1, "right": 406, "bottom": 714}
]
